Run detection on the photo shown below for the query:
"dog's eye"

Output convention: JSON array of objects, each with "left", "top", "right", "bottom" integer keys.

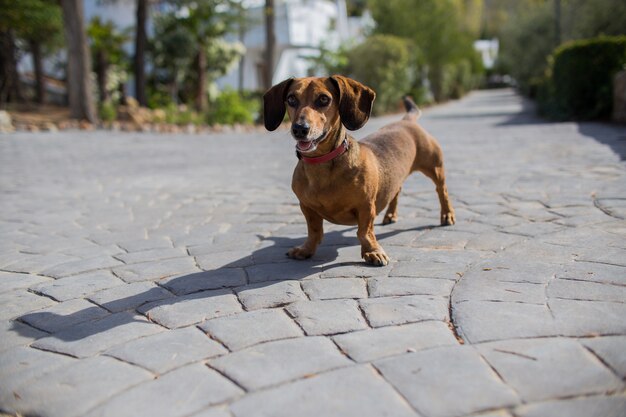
[
  {"left": 317, "top": 95, "right": 330, "bottom": 107},
  {"left": 286, "top": 95, "right": 298, "bottom": 108}
]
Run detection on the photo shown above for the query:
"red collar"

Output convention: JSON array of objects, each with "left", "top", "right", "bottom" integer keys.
[{"left": 297, "top": 138, "right": 349, "bottom": 164}]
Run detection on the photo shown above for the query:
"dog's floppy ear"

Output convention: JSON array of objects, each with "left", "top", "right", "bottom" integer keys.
[
  {"left": 330, "top": 75, "right": 376, "bottom": 131},
  {"left": 263, "top": 78, "right": 294, "bottom": 131}
]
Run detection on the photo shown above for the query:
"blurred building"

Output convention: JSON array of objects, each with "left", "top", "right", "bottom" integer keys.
[{"left": 217, "top": 0, "right": 371, "bottom": 90}]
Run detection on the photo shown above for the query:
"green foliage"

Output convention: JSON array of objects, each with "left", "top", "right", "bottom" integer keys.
[
  {"left": 347, "top": 35, "right": 411, "bottom": 114},
  {"left": 163, "top": 104, "right": 204, "bottom": 125},
  {"left": 496, "top": 0, "right": 626, "bottom": 95},
  {"left": 497, "top": 2, "right": 555, "bottom": 95},
  {"left": 149, "top": 2, "right": 243, "bottom": 105},
  {"left": 538, "top": 36, "right": 626, "bottom": 120},
  {"left": 0, "top": 0, "right": 63, "bottom": 45},
  {"left": 367, "top": 0, "right": 484, "bottom": 101},
  {"left": 99, "top": 100, "right": 117, "bottom": 122},
  {"left": 306, "top": 41, "right": 351, "bottom": 76},
  {"left": 87, "top": 17, "right": 130, "bottom": 67},
  {"left": 207, "top": 89, "right": 260, "bottom": 125}
]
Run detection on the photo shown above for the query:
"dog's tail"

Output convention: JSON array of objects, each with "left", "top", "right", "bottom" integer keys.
[{"left": 402, "top": 96, "right": 422, "bottom": 122}]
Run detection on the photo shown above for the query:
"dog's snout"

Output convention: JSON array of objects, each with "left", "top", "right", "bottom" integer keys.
[{"left": 292, "top": 122, "right": 310, "bottom": 139}]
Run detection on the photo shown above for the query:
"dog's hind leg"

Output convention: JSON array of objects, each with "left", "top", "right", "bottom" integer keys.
[
  {"left": 382, "top": 188, "right": 401, "bottom": 225},
  {"left": 421, "top": 166, "right": 456, "bottom": 226}
]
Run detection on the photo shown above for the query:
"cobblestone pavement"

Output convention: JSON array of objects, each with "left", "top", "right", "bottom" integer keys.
[{"left": 1, "top": 89, "right": 625, "bottom": 417}]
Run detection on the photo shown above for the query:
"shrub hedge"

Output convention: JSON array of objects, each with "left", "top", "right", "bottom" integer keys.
[{"left": 539, "top": 36, "right": 626, "bottom": 120}]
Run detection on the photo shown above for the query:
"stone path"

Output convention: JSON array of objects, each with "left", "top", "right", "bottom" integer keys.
[{"left": 1, "top": 89, "right": 625, "bottom": 417}]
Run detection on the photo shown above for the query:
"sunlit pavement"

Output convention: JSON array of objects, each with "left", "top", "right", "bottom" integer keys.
[{"left": 1, "top": 89, "right": 625, "bottom": 417}]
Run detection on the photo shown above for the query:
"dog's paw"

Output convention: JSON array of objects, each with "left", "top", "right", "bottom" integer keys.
[
  {"left": 363, "top": 249, "right": 390, "bottom": 266},
  {"left": 441, "top": 211, "right": 456, "bottom": 226},
  {"left": 286, "top": 246, "right": 314, "bottom": 260},
  {"left": 382, "top": 213, "right": 398, "bottom": 225}
]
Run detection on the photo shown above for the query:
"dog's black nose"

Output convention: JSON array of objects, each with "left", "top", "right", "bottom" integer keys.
[{"left": 292, "top": 122, "right": 310, "bottom": 139}]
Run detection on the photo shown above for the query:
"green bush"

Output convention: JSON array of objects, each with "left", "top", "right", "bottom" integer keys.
[
  {"left": 207, "top": 89, "right": 260, "bottom": 125},
  {"left": 99, "top": 100, "right": 117, "bottom": 122},
  {"left": 347, "top": 35, "right": 411, "bottom": 114},
  {"left": 539, "top": 36, "right": 626, "bottom": 120}
]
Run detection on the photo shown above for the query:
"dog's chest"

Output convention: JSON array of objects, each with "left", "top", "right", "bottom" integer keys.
[{"left": 292, "top": 168, "right": 362, "bottom": 225}]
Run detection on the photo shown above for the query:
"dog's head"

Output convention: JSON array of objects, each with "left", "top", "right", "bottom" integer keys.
[{"left": 263, "top": 75, "right": 376, "bottom": 153}]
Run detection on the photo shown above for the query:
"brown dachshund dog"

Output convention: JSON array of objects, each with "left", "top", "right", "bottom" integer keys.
[{"left": 263, "top": 75, "right": 455, "bottom": 266}]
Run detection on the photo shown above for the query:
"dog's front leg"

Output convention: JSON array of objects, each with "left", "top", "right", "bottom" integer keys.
[
  {"left": 357, "top": 206, "right": 389, "bottom": 266},
  {"left": 287, "top": 204, "right": 323, "bottom": 260}
]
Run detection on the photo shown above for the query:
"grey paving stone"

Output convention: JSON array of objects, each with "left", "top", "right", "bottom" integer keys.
[
  {"left": 453, "top": 300, "right": 557, "bottom": 343},
  {"left": 88, "top": 281, "right": 174, "bottom": 312},
  {"left": 19, "top": 298, "right": 109, "bottom": 333},
  {"left": 478, "top": 338, "right": 623, "bottom": 402},
  {"left": 453, "top": 271, "right": 545, "bottom": 304},
  {"left": 105, "top": 326, "right": 226, "bottom": 373},
  {"left": 0, "top": 289, "right": 57, "bottom": 320},
  {"left": 4, "top": 356, "right": 152, "bottom": 417},
  {"left": 375, "top": 346, "right": 519, "bottom": 417},
  {"left": 199, "top": 309, "right": 302, "bottom": 350},
  {"left": 514, "top": 395, "right": 626, "bottom": 417},
  {"left": 3, "top": 253, "right": 80, "bottom": 274},
  {"left": 301, "top": 277, "right": 367, "bottom": 300},
  {"left": 85, "top": 364, "right": 242, "bottom": 417},
  {"left": 581, "top": 336, "right": 626, "bottom": 378},
  {"left": 113, "top": 257, "right": 199, "bottom": 282},
  {"left": 138, "top": 289, "right": 242, "bottom": 328},
  {"left": 0, "top": 320, "right": 48, "bottom": 352},
  {"left": 286, "top": 299, "right": 368, "bottom": 335},
  {"left": 548, "top": 278, "right": 626, "bottom": 302},
  {"left": 464, "top": 232, "right": 523, "bottom": 252},
  {"left": 235, "top": 280, "right": 307, "bottom": 310},
  {"left": 160, "top": 268, "right": 247, "bottom": 295},
  {"left": 194, "top": 250, "right": 255, "bottom": 269},
  {"left": 558, "top": 261, "right": 626, "bottom": 286},
  {"left": 209, "top": 336, "right": 351, "bottom": 390},
  {"left": 230, "top": 365, "right": 417, "bottom": 417},
  {"left": 41, "top": 255, "right": 124, "bottom": 278},
  {"left": 359, "top": 295, "right": 449, "bottom": 327},
  {"left": 189, "top": 406, "right": 232, "bottom": 417},
  {"left": 118, "top": 237, "right": 173, "bottom": 252},
  {"left": 550, "top": 298, "right": 626, "bottom": 336},
  {"left": 320, "top": 263, "right": 393, "bottom": 278},
  {"left": 114, "top": 247, "right": 188, "bottom": 264},
  {"left": 245, "top": 262, "right": 321, "bottom": 283},
  {"left": 368, "top": 277, "right": 454, "bottom": 297},
  {"left": 32, "top": 311, "right": 164, "bottom": 358},
  {"left": 390, "top": 261, "right": 464, "bottom": 280},
  {"left": 0, "top": 271, "right": 52, "bottom": 293},
  {"left": 30, "top": 270, "right": 123, "bottom": 301},
  {"left": 333, "top": 321, "right": 458, "bottom": 362},
  {"left": 0, "top": 346, "right": 76, "bottom": 405}
]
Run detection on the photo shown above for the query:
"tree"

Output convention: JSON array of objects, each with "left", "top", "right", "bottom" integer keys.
[
  {"left": 150, "top": 5, "right": 242, "bottom": 108},
  {"left": 87, "top": 17, "right": 129, "bottom": 103},
  {"left": 368, "top": 0, "right": 482, "bottom": 101},
  {"left": 157, "top": 0, "right": 241, "bottom": 111},
  {"left": 60, "top": 0, "right": 97, "bottom": 122},
  {"left": 134, "top": 0, "right": 148, "bottom": 106},
  {"left": 0, "top": 0, "right": 62, "bottom": 104},
  {"left": 264, "top": 0, "right": 275, "bottom": 90}
]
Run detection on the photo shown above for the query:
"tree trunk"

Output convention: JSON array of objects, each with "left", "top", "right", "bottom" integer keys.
[
  {"left": 195, "top": 47, "right": 207, "bottom": 112},
  {"left": 264, "top": 0, "right": 275, "bottom": 90},
  {"left": 31, "top": 40, "right": 46, "bottom": 104},
  {"left": 60, "top": 0, "right": 97, "bottom": 122},
  {"left": 134, "top": 0, "right": 148, "bottom": 106},
  {"left": 95, "top": 50, "right": 109, "bottom": 102},
  {"left": 0, "top": 30, "right": 24, "bottom": 104}
]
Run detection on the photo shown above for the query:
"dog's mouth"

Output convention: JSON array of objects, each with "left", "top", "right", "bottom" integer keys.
[{"left": 295, "top": 131, "right": 327, "bottom": 153}]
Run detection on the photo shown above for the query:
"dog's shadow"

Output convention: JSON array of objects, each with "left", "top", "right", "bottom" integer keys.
[{"left": 15, "top": 224, "right": 438, "bottom": 342}]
